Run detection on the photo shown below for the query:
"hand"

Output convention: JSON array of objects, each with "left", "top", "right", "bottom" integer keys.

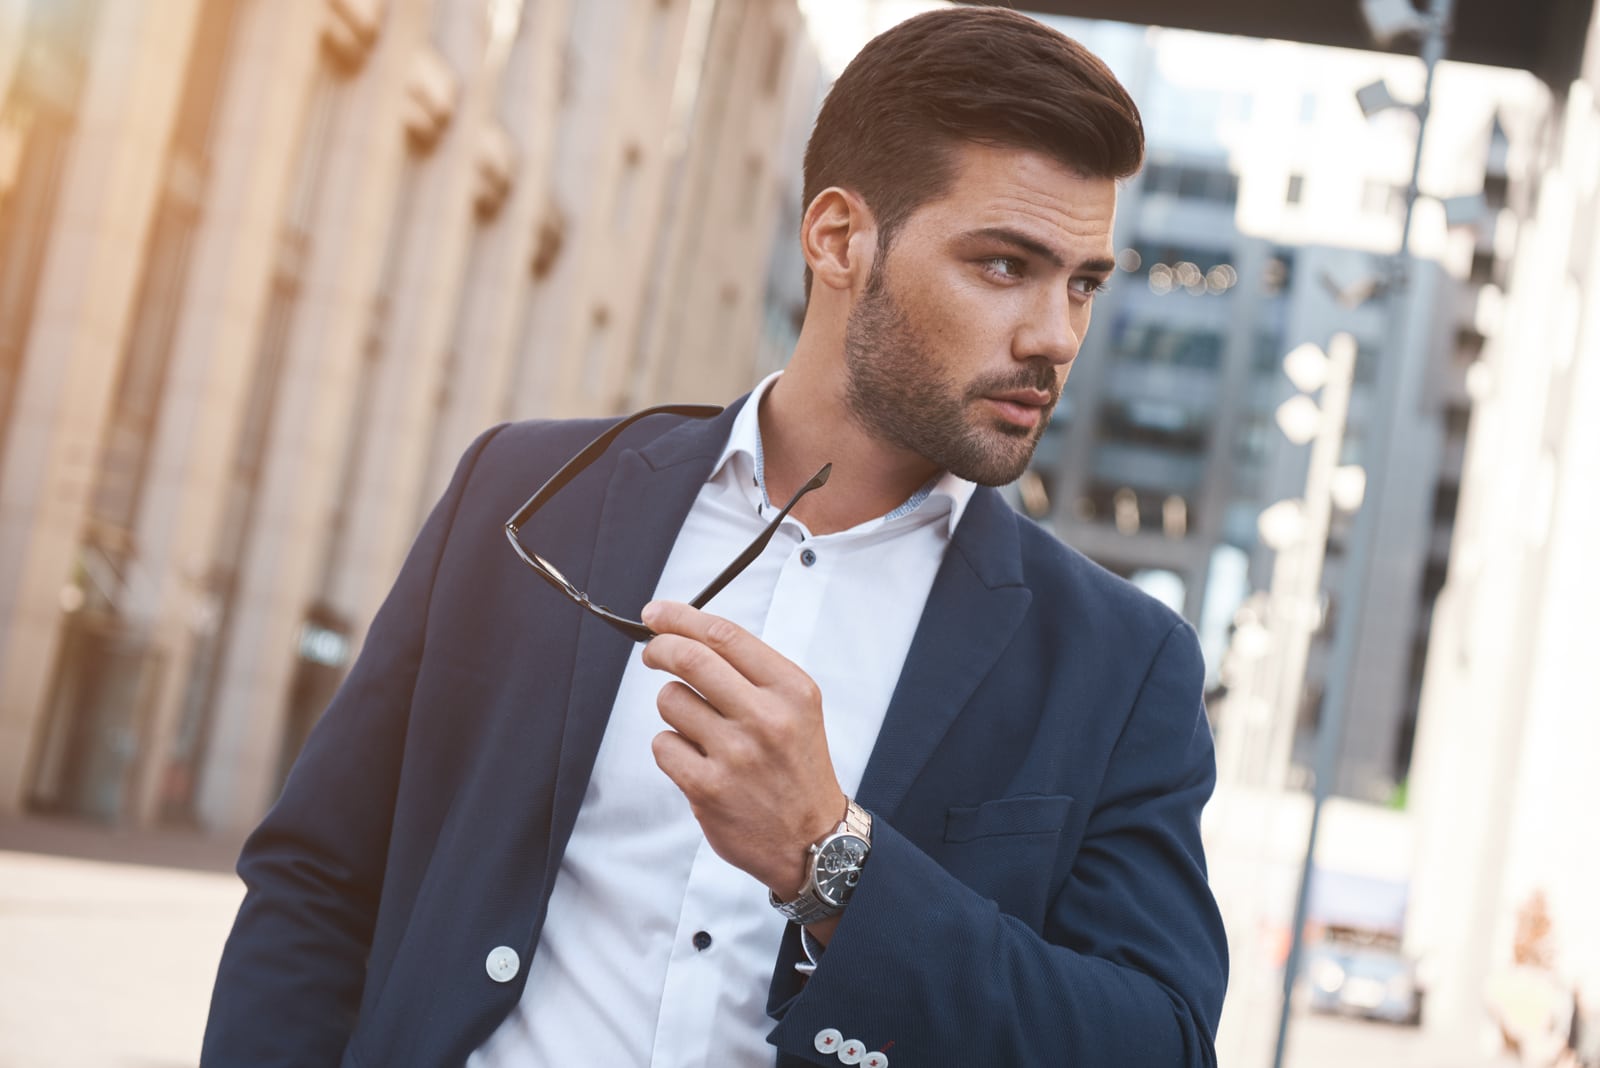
[{"left": 640, "top": 600, "right": 847, "bottom": 900}]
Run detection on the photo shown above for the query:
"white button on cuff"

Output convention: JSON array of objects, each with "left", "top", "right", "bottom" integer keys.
[
  {"left": 838, "top": 1039, "right": 866, "bottom": 1064},
  {"left": 814, "top": 1028, "right": 844, "bottom": 1054},
  {"left": 485, "top": 946, "right": 520, "bottom": 983},
  {"left": 862, "top": 1053, "right": 889, "bottom": 1068}
]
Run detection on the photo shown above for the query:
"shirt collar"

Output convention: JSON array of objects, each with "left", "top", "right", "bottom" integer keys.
[{"left": 711, "top": 371, "right": 977, "bottom": 537}]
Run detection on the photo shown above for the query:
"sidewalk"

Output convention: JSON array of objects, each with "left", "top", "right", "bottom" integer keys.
[
  {"left": 0, "top": 815, "right": 1528, "bottom": 1068},
  {"left": 0, "top": 816, "right": 246, "bottom": 1068}
]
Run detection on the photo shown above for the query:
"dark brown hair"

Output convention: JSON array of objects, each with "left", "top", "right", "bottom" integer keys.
[{"left": 801, "top": 7, "right": 1144, "bottom": 291}]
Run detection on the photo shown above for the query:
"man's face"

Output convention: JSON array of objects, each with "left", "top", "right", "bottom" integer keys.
[{"left": 841, "top": 143, "right": 1118, "bottom": 486}]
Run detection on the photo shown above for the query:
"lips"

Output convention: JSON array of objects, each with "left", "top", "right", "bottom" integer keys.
[
  {"left": 983, "top": 389, "right": 1054, "bottom": 429},
  {"left": 986, "top": 389, "right": 1054, "bottom": 408}
]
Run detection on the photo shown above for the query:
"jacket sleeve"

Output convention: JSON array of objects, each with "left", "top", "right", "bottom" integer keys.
[
  {"left": 200, "top": 425, "right": 504, "bottom": 1067},
  {"left": 766, "top": 620, "right": 1228, "bottom": 1067}
]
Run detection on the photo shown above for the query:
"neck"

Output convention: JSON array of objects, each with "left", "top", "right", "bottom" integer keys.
[{"left": 757, "top": 358, "right": 940, "bottom": 536}]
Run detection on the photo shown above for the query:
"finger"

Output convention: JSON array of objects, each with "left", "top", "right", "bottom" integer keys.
[
  {"left": 656, "top": 680, "right": 726, "bottom": 752},
  {"left": 641, "top": 631, "right": 756, "bottom": 717},
  {"left": 651, "top": 729, "right": 707, "bottom": 794},
  {"left": 642, "top": 601, "right": 797, "bottom": 689}
]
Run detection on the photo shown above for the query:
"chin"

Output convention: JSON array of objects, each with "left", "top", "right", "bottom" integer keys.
[{"left": 952, "top": 448, "right": 1036, "bottom": 488}]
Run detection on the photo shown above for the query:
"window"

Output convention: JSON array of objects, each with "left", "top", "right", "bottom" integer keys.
[
  {"left": 1110, "top": 320, "right": 1225, "bottom": 371},
  {"left": 1431, "top": 482, "right": 1461, "bottom": 524},
  {"left": 1469, "top": 249, "right": 1496, "bottom": 285},
  {"left": 1142, "top": 162, "right": 1239, "bottom": 205},
  {"left": 1252, "top": 331, "right": 1288, "bottom": 375},
  {"left": 1081, "top": 482, "right": 1195, "bottom": 538},
  {"left": 1455, "top": 325, "right": 1486, "bottom": 362},
  {"left": 1286, "top": 173, "right": 1304, "bottom": 205},
  {"left": 1262, "top": 252, "right": 1294, "bottom": 295},
  {"left": 1098, "top": 399, "right": 1210, "bottom": 451}
]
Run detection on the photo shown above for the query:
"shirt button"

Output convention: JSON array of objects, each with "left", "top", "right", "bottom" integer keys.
[
  {"left": 862, "top": 1053, "right": 889, "bottom": 1068},
  {"left": 814, "top": 1028, "right": 843, "bottom": 1054},
  {"left": 485, "top": 945, "right": 520, "bottom": 983},
  {"left": 800, "top": 548, "right": 817, "bottom": 567},
  {"left": 692, "top": 930, "right": 712, "bottom": 951},
  {"left": 839, "top": 1039, "right": 866, "bottom": 1064}
]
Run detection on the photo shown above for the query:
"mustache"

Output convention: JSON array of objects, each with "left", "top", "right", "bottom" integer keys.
[{"left": 964, "top": 364, "right": 1061, "bottom": 403}]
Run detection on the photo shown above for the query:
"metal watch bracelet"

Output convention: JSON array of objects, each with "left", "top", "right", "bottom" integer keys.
[{"left": 769, "top": 800, "right": 873, "bottom": 925}]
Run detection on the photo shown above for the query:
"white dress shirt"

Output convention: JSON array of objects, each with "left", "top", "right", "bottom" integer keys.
[{"left": 469, "top": 374, "right": 974, "bottom": 1067}]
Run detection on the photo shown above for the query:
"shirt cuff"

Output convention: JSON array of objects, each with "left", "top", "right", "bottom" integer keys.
[{"left": 794, "top": 927, "right": 826, "bottom": 976}]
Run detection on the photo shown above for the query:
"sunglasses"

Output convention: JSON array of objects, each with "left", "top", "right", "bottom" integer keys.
[{"left": 504, "top": 404, "right": 831, "bottom": 642}]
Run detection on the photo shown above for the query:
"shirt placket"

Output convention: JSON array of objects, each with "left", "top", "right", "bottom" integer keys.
[{"left": 649, "top": 837, "right": 733, "bottom": 1067}]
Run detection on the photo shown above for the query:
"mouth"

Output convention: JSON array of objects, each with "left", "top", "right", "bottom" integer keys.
[{"left": 982, "top": 389, "right": 1055, "bottom": 430}]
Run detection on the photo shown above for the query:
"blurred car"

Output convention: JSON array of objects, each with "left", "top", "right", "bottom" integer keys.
[{"left": 1305, "top": 926, "right": 1424, "bottom": 1026}]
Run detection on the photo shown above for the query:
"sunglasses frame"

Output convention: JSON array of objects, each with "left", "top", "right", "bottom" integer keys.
[{"left": 504, "top": 404, "right": 831, "bottom": 642}]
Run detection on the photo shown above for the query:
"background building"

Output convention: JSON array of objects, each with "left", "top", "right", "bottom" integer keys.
[
  {"left": 0, "top": 0, "right": 820, "bottom": 834},
  {"left": 1405, "top": 0, "right": 1600, "bottom": 1040},
  {"left": 1019, "top": 18, "right": 1539, "bottom": 805}
]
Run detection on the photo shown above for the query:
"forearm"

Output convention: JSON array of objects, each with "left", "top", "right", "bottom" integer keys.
[{"left": 768, "top": 621, "right": 1227, "bottom": 1067}]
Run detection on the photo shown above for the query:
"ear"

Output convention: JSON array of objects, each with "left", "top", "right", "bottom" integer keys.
[{"left": 801, "top": 187, "right": 878, "bottom": 293}]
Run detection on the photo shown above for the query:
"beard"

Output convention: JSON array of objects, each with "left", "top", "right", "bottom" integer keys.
[{"left": 841, "top": 260, "right": 1059, "bottom": 487}]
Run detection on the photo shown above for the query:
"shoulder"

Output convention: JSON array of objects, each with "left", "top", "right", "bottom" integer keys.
[
  {"left": 460, "top": 411, "right": 693, "bottom": 494},
  {"left": 1003, "top": 500, "right": 1197, "bottom": 666},
  {"left": 471, "top": 416, "right": 625, "bottom": 477}
]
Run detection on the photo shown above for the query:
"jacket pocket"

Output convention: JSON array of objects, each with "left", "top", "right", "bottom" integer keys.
[
  {"left": 938, "top": 794, "right": 1076, "bottom": 928},
  {"left": 944, "top": 793, "right": 1074, "bottom": 843}
]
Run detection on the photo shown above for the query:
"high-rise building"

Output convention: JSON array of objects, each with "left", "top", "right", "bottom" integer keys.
[
  {"left": 1024, "top": 19, "right": 1539, "bottom": 803},
  {"left": 0, "top": 0, "right": 821, "bottom": 833}
]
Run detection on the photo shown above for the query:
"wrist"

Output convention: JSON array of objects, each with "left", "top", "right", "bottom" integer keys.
[
  {"left": 804, "top": 914, "right": 842, "bottom": 947},
  {"left": 767, "top": 792, "right": 848, "bottom": 898},
  {"left": 769, "top": 797, "right": 872, "bottom": 926}
]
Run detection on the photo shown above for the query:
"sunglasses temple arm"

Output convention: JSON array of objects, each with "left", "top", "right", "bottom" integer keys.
[
  {"left": 507, "top": 405, "right": 723, "bottom": 532},
  {"left": 688, "top": 526, "right": 782, "bottom": 609},
  {"left": 687, "top": 464, "right": 831, "bottom": 610}
]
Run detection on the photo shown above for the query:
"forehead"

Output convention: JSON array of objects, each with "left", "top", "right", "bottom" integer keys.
[{"left": 911, "top": 142, "right": 1118, "bottom": 255}]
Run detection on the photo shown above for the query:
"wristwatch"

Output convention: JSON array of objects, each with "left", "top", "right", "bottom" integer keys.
[{"left": 769, "top": 799, "right": 873, "bottom": 925}]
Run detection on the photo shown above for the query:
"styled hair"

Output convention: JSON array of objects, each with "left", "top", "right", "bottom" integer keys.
[{"left": 801, "top": 7, "right": 1144, "bottom": 291}]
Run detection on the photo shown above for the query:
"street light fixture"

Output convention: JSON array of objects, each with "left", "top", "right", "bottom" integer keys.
[
  {"left": 1274, "top": 394, "right": 1323, "bottom": 446},
  {"left": 1359, "top": 0, "right": 1433, "bottom": 47},
  {"left": 1283, "top": 341, "right": 1332, "bottom": 393},
  {"left": 1257, "top": 498, "right": 1309, "bottom": 552},
  {"left": 1251, "top": 333, "right": 1361, "bottom": 794},
  {"left": 1356, "top": 78, "right": 1412, "bottom": 118}
]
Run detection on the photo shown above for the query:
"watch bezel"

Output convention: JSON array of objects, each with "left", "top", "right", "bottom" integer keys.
[
  {"left": 811, "top": 831, "right": 870, "bottom": 907},
  {"left": 769, "top": 800, "right": 873, "bottom": 925}
]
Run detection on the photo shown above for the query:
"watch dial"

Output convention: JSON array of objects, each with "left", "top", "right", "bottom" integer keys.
[{"left": 815, "top": 835, "right": 869, "bottom": 906}]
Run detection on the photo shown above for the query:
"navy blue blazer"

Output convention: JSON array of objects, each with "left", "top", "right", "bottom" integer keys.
[{"left": 203, "top": 400, "right": 1228, "bottom": 1067}]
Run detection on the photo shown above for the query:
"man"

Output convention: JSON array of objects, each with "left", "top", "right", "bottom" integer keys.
[{"left": 204, "top": 8, "right": 1228, "bottom": 1066}]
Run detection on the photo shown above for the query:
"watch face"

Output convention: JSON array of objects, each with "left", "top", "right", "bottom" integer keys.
[{"left": 814, "top": 834, "right": 869, "bottom": 907}]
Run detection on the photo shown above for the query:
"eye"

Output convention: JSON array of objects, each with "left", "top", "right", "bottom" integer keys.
[
  {"left": 1071, "top": 276, "right": 1111, "bottom": 298},
  {"left": 980, "top": 256, "right": 1026, "bottom": 281}
]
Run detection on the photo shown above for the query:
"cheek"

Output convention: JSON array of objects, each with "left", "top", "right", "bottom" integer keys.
[{"left": 905, "top": 286, "right": 984, "bottom": 347}]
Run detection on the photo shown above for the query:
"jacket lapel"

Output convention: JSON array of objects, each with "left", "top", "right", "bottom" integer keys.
[
  {"left": 543, "top": 400, "right": 747, "bottom": 888},
  {"left": 855, "top": 487, "right": 1033, "bottom": 819}
]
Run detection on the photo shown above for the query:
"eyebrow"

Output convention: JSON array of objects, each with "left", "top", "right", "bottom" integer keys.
[{"left": 963, "top": 226, "right": 1116, "bottom": 275}]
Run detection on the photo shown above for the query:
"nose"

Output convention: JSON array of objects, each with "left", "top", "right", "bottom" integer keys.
[{"left": 1013, "top": 283, "right": 1083, "bottom": 367}]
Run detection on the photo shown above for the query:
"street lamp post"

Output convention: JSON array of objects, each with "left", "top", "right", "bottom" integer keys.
[
  {"left": 1269, "top": 2, "right": 1455, "bottom": 1066},
  {"left": 1254, "top": 336, "right": 1361, "bottom": 794}
]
